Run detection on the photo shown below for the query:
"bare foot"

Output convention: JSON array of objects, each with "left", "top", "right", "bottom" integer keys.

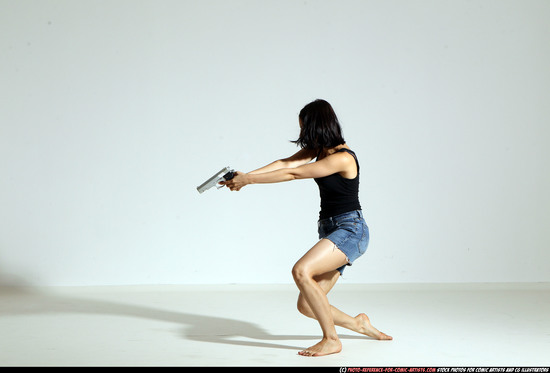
[
  {"left": 298, "top": 337, "right": 342, "bottom": 357},
  {"left": 356, "top": 313, "right": 393, "bottom": 340}
]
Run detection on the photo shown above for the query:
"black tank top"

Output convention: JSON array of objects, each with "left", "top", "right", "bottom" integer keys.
[{"left": 314, "top": 148, "right": 362, "bottom": 219}]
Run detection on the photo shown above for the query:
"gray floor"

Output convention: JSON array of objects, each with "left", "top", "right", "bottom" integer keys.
[{"left": 0, "top": 283, "right": 549, "bottom": 367}]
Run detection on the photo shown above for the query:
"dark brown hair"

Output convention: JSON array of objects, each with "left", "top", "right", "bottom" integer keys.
[{"left": 292, "top": 99, "right": 345, "bottom": 150}]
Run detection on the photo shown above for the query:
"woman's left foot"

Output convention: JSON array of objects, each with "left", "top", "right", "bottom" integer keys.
[
  {"left": 356, "top": 313, "right": 393, "bottom": 340},
  {"left": 298, "top": 337, "right": 342, "bottom": 357}
]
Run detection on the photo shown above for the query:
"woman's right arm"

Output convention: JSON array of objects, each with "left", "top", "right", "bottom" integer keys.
[{"left": 248, "top": 148, "right": 317, "bottom": 175}]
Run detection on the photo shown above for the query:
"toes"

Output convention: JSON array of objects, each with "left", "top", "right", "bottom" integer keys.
[{"left": 299, "top": 347, "right": 319, "bottom": 357}]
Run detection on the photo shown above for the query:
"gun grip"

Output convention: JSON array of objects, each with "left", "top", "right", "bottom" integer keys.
[{"left": 223, "top": 171, "right": 235, "bottom": 180}]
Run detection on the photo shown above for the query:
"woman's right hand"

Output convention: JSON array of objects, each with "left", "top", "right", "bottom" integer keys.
[{"left": 219, "top": 171, "right": 250, "bottom": 191}]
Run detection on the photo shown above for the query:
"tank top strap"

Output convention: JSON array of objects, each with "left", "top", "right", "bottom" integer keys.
[{"left": 336, "top": 148, "right": 359, "bottom": 171}]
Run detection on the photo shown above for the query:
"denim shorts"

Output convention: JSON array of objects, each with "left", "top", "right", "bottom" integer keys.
[{"left": 318, "top": 210, "right": 369, "bottom": 275}]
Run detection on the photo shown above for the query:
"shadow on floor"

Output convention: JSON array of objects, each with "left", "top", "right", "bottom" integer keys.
[{"left": 0, "top": 286, "right": 366, "bottom": 352}]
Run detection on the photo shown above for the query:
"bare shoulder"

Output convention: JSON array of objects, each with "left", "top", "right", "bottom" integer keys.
[
  {"left": 328, "top": 149, "right": 357, "bottom": 178},
  {"left": 328, "top": 146, "right": 354, "bottom": 160},
  {"left": 329, "top": 150, "right": 355, "bottom": 165}
]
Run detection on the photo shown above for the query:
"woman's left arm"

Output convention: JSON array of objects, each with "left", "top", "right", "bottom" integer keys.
[{"left": 221, "top": 152, "right": 353, "bottom": 191}]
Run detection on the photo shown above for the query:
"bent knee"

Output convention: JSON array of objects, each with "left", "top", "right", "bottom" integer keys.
[{"left": 292, "top": 263, "right": 312, "bottom": 283}]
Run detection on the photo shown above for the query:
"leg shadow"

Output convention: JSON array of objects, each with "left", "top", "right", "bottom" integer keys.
[{"left": 0, "top": 286, "right": 363, "bottom": 352}]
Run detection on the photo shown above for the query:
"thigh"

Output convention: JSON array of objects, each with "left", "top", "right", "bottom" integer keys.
[
  {"left": 295, "top": 238, "right": 349, "bottom": 278},
  {"left": 314, "top": 270, "right": 341, "bottom": 294}
]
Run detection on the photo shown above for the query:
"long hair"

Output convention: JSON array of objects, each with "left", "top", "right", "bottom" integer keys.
[{"left": 292, "top": 99, "right": 345, "bottom": 150}]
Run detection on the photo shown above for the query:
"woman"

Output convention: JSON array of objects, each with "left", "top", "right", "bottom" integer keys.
[{"left": 221, "top": 99, "right": 392, "bottom": 357}]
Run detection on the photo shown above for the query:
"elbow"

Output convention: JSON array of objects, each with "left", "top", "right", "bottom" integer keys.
[{"left": 287, "top": 169, "right": 303, "bottom": 181}]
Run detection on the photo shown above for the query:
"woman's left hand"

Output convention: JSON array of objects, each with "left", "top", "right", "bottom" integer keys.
[{"left": 219, "top": 171, "right": 249, "bottom": 191}]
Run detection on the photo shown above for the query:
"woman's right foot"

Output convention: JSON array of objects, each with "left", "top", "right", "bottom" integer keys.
[
  {"left": 355, "top": 313, "right": 393, "bottom": 340},
  {"left": 298, "top": 337, "right": 342, "bottom": 357}
]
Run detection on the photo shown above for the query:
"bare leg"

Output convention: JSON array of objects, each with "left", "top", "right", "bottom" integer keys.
[
  {"left": 297, "top": 272, "right": 393, "bottom": 341},
  {"left": 292, "top": 239, "right": 349, "bottom": 356},
  {"left": 297, "top": 270, "right": 357, "bottom": 330}
]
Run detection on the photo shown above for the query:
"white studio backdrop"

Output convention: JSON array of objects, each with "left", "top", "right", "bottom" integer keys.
[{"left": 1, "top": 0, "right": 549, "bottom": 286}]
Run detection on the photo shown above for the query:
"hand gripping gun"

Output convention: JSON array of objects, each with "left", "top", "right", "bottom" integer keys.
[{"left": 196, "top": 167, "right": 235, "bottom": 193}]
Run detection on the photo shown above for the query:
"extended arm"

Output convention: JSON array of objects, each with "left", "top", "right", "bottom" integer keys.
[
  {"left": 248, "top": 148, "right": 317, "bottom": 175},
  {"left": 221, "top": 151, "right": 355, "bottom": 191}
]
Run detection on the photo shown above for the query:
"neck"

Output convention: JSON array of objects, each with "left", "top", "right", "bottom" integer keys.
[{"left": 324, "top": 144, "right": 347, "bottom": 155}]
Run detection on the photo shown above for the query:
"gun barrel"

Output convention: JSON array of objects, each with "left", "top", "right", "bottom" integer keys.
[{"left": 197, "top": 167, "right": 233, "bottom": 193}]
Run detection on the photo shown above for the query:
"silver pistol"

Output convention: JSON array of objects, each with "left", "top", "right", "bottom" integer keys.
[{"left": 196, "top": 167, "right": 235, "bottom": 193}]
